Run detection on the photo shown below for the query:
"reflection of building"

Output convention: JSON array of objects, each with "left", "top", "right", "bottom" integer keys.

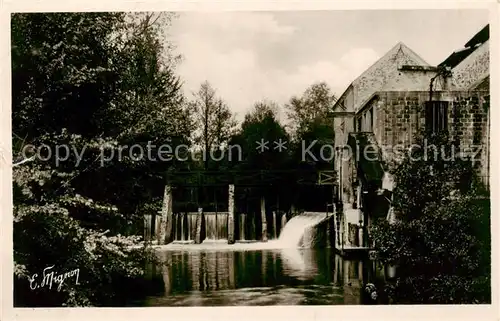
[
  {"left": 333, "top": 254, "right": 387, "bottom": 304},
  {"left": 340, "top": 257, "right": 364, "bottom": 304},
  {"left": 333, "top": 255, "right": 379, "bottom": 304},
  {"left": 332, "top": 25, "right": 490, "bottom": 251}
]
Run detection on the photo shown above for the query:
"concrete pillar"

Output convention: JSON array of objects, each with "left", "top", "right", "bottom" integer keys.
[
  {"left": 335, "top": 205, "right": 343, "bottom": 248},
  {"left": 159, "top": 185, "right": 173, "bottom": 245},
  {"left": 155, "top": 212, "right": 162, "bottom": 242},
  {"left": 195, "top": 207, "right": 204, "bottom": 244},
  {"left": 261, "top": 196, "right": 268, "bottom": 242},
  {"left": 228, "top": 184, "right": 235, "bottom": 244}
]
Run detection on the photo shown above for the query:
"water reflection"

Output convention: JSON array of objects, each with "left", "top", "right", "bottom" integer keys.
[{"left": 135, "top": 247, "right": 383, "bottom": 306}]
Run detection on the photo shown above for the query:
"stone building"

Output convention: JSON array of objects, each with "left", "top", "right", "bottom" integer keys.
[{"left": 332, "top": 25, "right": 490, "bottom": 252}]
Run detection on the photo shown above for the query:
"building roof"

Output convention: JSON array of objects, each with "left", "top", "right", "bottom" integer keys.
[
  {"left": 333, "top": 42, "right": 430, "bottom": 112},
  {"left": 439, "top": 24, "right": 489, "bottom": 69},
  {"left": 465, "top": 24, "right": 489, "bottom": 47},
  {"left": 352, "top": 42, "right": 431, "bottom": 84},
  {"left": 333, "top": 25, "right": 489, "bottom": 113}
]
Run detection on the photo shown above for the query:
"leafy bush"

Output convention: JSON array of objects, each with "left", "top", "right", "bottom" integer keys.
[
  {"left": 13, "top": 163, "right": 158, "bottom": 307},
  {"left": 371, "top": 134, "right": 491, "bottom": 304},
  {"left": 11, "top": 12, "right": 183, "bottom": 307}
]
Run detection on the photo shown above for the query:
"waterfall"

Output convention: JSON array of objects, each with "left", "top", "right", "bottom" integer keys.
[
  {"left": 187, "top": 213, "right": 197, "bottom": 241},
  {"left": 180, "top": 213, "right": 185, "bottom": 241},
  {"left": 173, "top": 213, "right": 202, "bottom": 242},
  {"left": 205, "top": 213, "right": 217, "bottom": 240},
  {"left": 204, "top": 212, "right": 228, "bottom": 241},
  {"left": 218, "top": 212, "right": 228, "bottom": 239},
  {"left": 175, "top": 213, "right": 182, "bottom": 241},
  {"left": 281, "top": 213, "right": 287, "bottom": 236},
  {"left": 250, "top": 215, "right": 256, "bottom": 240},
  {"left": 272, "top": 211, "right": 277, "bottom": 239},
  {"left": 277, "top": 212, "right": 325, "bottom": 248}
]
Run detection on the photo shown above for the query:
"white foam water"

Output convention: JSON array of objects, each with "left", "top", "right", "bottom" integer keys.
[
  {"left": 276, "top": 212, "right": 325, "bottom": 248},
  {"left": 155, "top": 212, "right": 326, "bottom": 252}
]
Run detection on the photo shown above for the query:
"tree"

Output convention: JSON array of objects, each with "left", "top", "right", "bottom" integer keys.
[
  {"left": 226, "top": 101, "right": 294, "bottom": 218},
  {"left": 233, "top": 101, "right": 290, "bottom": 171},
  {"left": 285, "top": 82, "right": 337, "bottom": 138},
  {"left": 370, "top": 133, "right": 490, "bottom": 304},
  {"left": 190, "top": 81, "right": 237, "bottom": 170},
  {"left": 244, "top": 100, "right": 280, "bottom": 124},
  {"left": 12, "top": 12, "right": 191, "bottom": 306},
  {"left": 284, "top": 83, "right": 336, "bottom": 211}
]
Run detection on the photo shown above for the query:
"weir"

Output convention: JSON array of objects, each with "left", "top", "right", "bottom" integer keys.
[
  {"left": 150, "top": 170, "right": 338, "bottom": 245},
  {"left": 204, "top": 212, "right": 229, "bottom": 240},
  {"left": 148, "top": 181, "right": 336, "bottom": 247},
  {"left": 173, "top": 212, "right": 229, "bottom": 242},
  {"left": 172, "top": 211, "right": 289, "bottom": 243},
  {"left": 276, "top": 212, "right": 327, "bottom": 248},
  {"left": 166, "top": 211, "right": 331, "bottom": 249}
]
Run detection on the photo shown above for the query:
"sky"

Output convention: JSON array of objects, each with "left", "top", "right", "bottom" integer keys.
[{"left": 168, "top": 10, "right": 489, "bottom": 121}]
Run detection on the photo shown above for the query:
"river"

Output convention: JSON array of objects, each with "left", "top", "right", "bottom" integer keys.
[{"left": 129, "top": 241, "right": 382, "bottom": 306}]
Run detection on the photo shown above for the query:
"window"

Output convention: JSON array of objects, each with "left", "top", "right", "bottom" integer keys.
[
  {"left": 425, "top": 101, "right": 448, "bottom": 133},
  {"left": 367, "top": 108, "right": 373, "bottom": 132},
  {"left": 357, "top": 117, "right": 362, "bottom": 132}
]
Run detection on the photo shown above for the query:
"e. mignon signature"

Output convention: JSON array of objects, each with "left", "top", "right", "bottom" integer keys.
[{"left": 28, "top": 265, "right": 80, "bottom": 291}]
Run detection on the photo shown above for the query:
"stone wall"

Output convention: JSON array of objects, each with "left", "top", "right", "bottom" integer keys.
[
  {"left": 357, "top": 90, "right": 489, "bottom": 180},
  {"left": 333, "top": 112, "right": 356, "bottom": 205},
  {"left": 334, "top": 38, "right": 490, "bottom": 215}
]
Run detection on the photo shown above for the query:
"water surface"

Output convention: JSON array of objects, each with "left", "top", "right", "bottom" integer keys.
[{"left": 135, "top": 242, "right": 372, "bottom": 306}]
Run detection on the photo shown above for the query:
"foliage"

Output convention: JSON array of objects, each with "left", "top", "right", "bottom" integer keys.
[
  {"left": 12, "top": 12, "right": 186, "bottom": 306},
  {"left": 189, "top": 81, "right": 237, "bottom": 169},
  {"left": 285, "top": 82, "right": 336, "bottom": 138},
  {"left": 235, "top": 101, "right": 291, "bottom": 171},
  {"left": 371, "top": 133, "right": 491, "bottom": 304},
  {"left": 11, "top": 12, "right": 344, "bottom": 307}
]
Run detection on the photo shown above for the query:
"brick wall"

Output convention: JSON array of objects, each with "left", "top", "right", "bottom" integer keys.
[
  {"left": 361, "top": 90, "right": 489, "bottom": 181},
  {"left": 450, "top": 92, "right": 490, "bottom": 185},
  {"left": 372, "top": 91, "right": 429, "bottom": 153}
]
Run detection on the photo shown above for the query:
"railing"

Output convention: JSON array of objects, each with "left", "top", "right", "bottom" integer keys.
[{"left": 165, "top": 169, "right": 337, "bottom": 187}]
